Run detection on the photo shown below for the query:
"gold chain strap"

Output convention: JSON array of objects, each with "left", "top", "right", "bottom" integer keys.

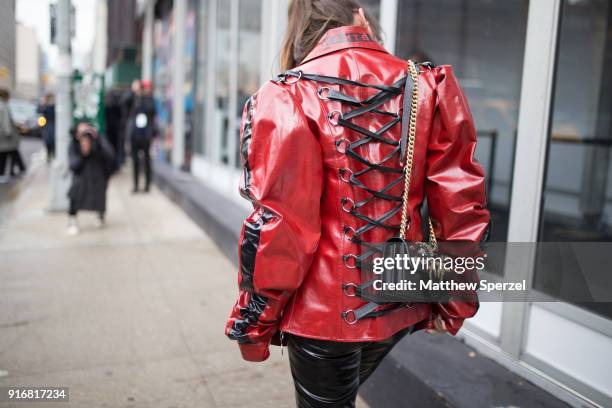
[{"left": 398, "top": 60, "right": 437, "bottom": 248}]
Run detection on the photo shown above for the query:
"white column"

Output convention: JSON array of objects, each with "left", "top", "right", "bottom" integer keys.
[
  {"left": 48, "top": 0, "right": 73, "bottom": 211},
  {"left": 172, "top": 0, "right": 186, "bottom": 167},
  {"left": 501, "top": 0, "right": 562, "bottom": 357},
  {"left": 379, "top": 0, "right": 398, "bottom": 54},
  {"left": 205, "top": 0, "right": 217, "bottom": 161},
  {"left": 141, "top": 0, "right": 154, "bottom": 81},
  {"left": 260, "top": 0, "right": 289, "bottom": 82},
  {"left": 226, "top": 0, "right": 239, "bottom": 168}
]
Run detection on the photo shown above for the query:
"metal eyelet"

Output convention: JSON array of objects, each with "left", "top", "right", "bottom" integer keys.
[
  {"left": 335, "top": 138, "right": 349, "bottom": 154},
  {"left": 343, "top": 226, "right": 356, "bottom": 241},
  {"left": 328, "top": 110, "right": 342, "bottom": 126},
  {"left": 339, "top": 168, "right": 352, "bottom": 182},
  {"left": 342, "top": 310, "right": 358, "bottom": 324},
  {"left": 341, "top": 197, "right": 354, "bottom": 213},
  {"left": 343, "top": 254, "right": 358, "bottom": 269},
  {"left": 284, "top": 70, "right": 302, "bottom": 84},
  {"left": 317, "top": 86, "right": 330, "bottom": 100},
  {"left": 342, "top": 282, "right": 358, "bottom": 297}
]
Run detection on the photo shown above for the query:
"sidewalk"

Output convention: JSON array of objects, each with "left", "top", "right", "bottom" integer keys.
[{"left": 0, "top": 159, "right": 349, "bottom": 407}]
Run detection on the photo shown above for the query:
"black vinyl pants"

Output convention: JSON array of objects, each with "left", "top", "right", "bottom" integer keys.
[{"left": 287, "top": 327, "right": 411, "bottom": 408}]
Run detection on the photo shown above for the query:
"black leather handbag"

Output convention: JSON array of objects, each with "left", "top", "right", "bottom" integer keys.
[{"left": 363, "top": 60, "right": 447, "bottom": 304}]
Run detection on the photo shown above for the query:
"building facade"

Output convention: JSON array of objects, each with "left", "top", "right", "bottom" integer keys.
[
  {"left": 15, "top": 23, "right": 41, "bottom": 101},
  {"left": 0, "top": 0, "right": 16, "bottom": 91},
  {"left": 140, "top": 1, "right": 612, "bottom": 406},
  {"left": 107, "top": 0, "right": 138, "bottom": 67}
]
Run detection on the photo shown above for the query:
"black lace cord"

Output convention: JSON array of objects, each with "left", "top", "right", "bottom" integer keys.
[{"left": 279, "top": 69, "right": 416, "bottom": 322}]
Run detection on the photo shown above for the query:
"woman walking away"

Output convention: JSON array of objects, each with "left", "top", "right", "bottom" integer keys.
[
  {"left": 225, "top": 1, "right": 490, "bottom": 407},
  {"left": 67, "top": 122, "right": 115, "bottom": 235}
]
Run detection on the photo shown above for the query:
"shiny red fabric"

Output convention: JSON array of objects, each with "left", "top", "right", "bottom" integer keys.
[{"left": 226, "top": 26, "right": 490, "bottom": 362}]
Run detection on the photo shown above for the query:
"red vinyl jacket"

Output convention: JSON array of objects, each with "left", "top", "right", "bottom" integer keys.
[{"left": 226, "top": 25, "right": 490, "bottom": 362}]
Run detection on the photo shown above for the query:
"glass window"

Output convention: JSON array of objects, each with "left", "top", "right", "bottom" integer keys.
[
  {"left": 184, "top": 0, "right": 198, "bottom": 167},
  {"left": 395, "top": 0, "right": 530, "bottom": 242},
  {"left": 360, "top": 0, "right": 381, "bottom": 21},
  {"left": 214, "top": 1, "right": 231, "bottom": 164},
  {"left": 152, "top": 11, "right": 174, "bottom": 163},
  {"left": 194, "top": 0, "right": 208, "bottom": 156},
  {"left": 537, "top": 0, "right": 612, "bottom": 319},
  {"left": 235, "top": 0, "right": 263, "bottom": 168}
]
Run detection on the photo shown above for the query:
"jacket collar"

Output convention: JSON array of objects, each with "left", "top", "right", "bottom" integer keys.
[{"left": 299, "top": 25, "right": 387, "bottom": 65}]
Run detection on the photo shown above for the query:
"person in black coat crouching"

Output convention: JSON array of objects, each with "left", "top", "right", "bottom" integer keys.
[{"left": 67, "top": 122, "right": 115, "bottom": 235}]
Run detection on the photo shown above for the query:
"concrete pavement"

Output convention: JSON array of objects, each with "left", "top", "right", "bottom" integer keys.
[{"left": 0, "top": 153, "right": 370, "bottom": 407}]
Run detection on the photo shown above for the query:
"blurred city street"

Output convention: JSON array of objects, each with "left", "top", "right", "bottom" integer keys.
[
  {"left": 0, "top": 142, "right": 304, "bottom": 408},
  {"left": 0, "top": 0, "right": 610, "bottom": 406}
]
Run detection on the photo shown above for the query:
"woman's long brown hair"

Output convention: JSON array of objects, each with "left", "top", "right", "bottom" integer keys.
[{"left": 280, "top": 0, "right": 382, "bottom": 71}]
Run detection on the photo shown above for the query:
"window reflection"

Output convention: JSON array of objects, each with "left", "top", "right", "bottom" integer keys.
[
  {"left": 194, "top": 0, "right": 208, "bottom": 156},
  {"left": 235, "top": 0, "right": 262, "bottom": 168},
  {"left": 152, "top": 9, "right": 174, "bottom": 162},
  {"left": 215, "top": 1, "right": 231, "bottom": 164},
  {"left": 537, "top": 0, "right": 612, "bottom": 319},
  {"left": 360, "top": 0, "right": 381, "bottom": 21},
  {"left": 184, "top": 0, "right": 198, "bottom": 168},
  {"left": 395, "top": 0, "right": 529, "bottom": 243}
]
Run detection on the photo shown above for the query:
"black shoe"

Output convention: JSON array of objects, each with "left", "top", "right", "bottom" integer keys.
[
  {"left": 132, "top": 187, "right": 139, "bottom": 194},
  {"left": 143, "top": 186, "right": 150, "bottom": 193}
]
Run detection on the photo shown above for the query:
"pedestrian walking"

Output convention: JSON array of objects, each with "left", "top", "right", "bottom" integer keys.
[
  {"left": 225, "top": 1, "right": 490, "bottom": 407},
  {"left": 105, "top": 88, "right": 125, "bottom": 171},
  {"left": 66, "top": 122, "right": 115, "bottom": 235},
  {"left": 0, "top": 88, "right": 25, "bottom": 180},
  {"left": 126, "top": 80, "right": 156, "bottom": 193},
  {"left": 40, "top": 94, "right": 56, "bottom": 163}
]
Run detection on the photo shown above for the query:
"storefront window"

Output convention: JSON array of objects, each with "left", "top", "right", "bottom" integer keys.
[
  {"left": 194, "top": 0, "right": 208, "bottom": 156},
  {"left": 215, "top": 1, "right": 231, "bottom": 164},
  {"left": 360, "top": 0, "right": 381, "bottom": 21},
  {"left": 153, "top": 8, "right": 174, "bottom": 162},
  {"left": 395, "top": 0, "right": 529, "bottom": 243},
  {"left": 234, "top": 0, "right": 263, "bottom": 168},
  {"left": 537, "top": 0, "right": 612, "bottom": 319},
  {"left": 184, "top": 0, "right": 198, "bottom": 167}
]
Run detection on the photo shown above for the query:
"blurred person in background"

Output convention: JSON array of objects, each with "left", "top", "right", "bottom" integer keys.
[
  {"left": 40, "top": 93, "right": 56, "bottom": 163},
  {"left": 126, "top": 79, "right": 156, "bottom": 193},
  {"left": 105, "top": 88, "right": 125, "bottom": 171},
  {"left": 0, "top": 88, "right": 25, "bottom": 180},
  {"left": 0, "top": 87, "right": 16, "bottom": 181},
  {"left": 66, "top": 122, "right": 115, "bottom": 235}
]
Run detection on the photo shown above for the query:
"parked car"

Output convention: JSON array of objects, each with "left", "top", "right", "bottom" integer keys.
[{"left": 9, "top": 99, "right": 42, "bottom": 138}]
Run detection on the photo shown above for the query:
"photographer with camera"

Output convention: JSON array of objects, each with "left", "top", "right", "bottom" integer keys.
[{"left": 66, "top": 121, "right": 115, "bottom": 235}]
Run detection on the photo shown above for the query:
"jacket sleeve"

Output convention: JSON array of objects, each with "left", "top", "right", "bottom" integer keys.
[
  {"left": 69, "top": 140, "right": 86, "bottom": 174},
  {"left": 424, "top": 65, "right": 490, "bottom": 334},
  {"left": 225, "top": 81, "right": 323, "bottom": 362}
]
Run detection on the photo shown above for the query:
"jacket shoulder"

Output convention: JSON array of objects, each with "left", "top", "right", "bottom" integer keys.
[
  {"left": 430, "top": 64, "right": 458, "bottom": 84},
  {"left": 249, "top": 78, "right": 304, "bottom": 113}
]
